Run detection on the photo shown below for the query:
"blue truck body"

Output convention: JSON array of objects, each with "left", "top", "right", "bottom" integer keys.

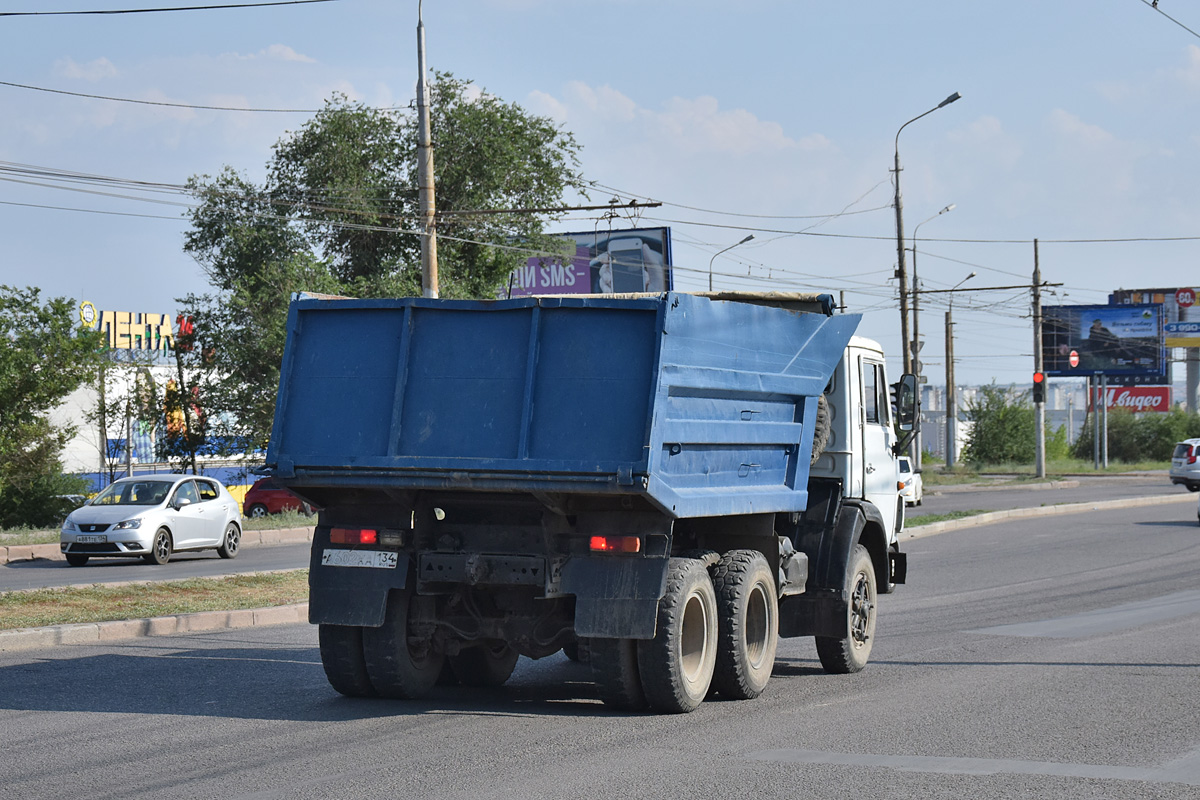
[
  {"left": 269, "top": 291, "right": 908, "bottom": 711},
  {"left": 267, "top": 292, "right": 859, "bottom": 517}
]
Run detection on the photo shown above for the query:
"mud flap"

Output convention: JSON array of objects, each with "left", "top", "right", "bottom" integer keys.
[
  {"left": 307, "top": 536, "right": 410, "bottom": 627},
  {"left": 561, "top": 555, "right": 669, "bottom": 639}
]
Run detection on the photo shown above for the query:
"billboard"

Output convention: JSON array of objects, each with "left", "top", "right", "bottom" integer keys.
[
  {"left": 1041, "top": 303, "right": 1165, "bottom": 378},
  {"left": 506, "top": 227, "right": 673, "bottom": 297},
  {"left": 1110, "top": 287, "right": 1200, "bottom": 348},
  {"left": 1088, "top": 385, "right": 1173, "bottom": 413}
]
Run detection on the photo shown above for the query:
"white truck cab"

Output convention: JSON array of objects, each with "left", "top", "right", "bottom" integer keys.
[{"left": 811, "top": 335, "right": 906, "bottom": 548}]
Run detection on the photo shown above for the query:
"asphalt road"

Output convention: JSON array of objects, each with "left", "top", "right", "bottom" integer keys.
[
  {"left": 2, "top": 500, "right": 1199, "bottom": 799},
  {"left": 0, "top": 542, "right": 311, "bottom": 592}
]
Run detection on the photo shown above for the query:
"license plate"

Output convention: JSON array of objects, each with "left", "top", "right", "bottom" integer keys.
[
  {"left": 321, "top": 549, "right": 398, "bottom": 569},
  {"left": 76, "top": 535, "right": 106, "bottom": 543}
]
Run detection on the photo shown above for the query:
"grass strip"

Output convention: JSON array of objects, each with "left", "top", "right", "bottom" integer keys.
[
  {"left": 0, "top": 570, "right": 309, "bottom": 631},
  {"left": 906, "top": 509, "right": 992, "bottom": 527}
]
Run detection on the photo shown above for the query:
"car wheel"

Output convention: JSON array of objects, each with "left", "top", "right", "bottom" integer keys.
[
  {"left": 1189, "top": 484, "right": 1200, "bottom": 493},
  {"left": 247, "top": 504, "right": 269, "bottom": 517},
  {"left": 217, "top": 523, "right": 241, "bottom": 559},
  {"left": 143, "top": 528, "right": 173, "bottom": 565},
  {"left": 65, "top": 553, "right": 89, "bottom": 567}
]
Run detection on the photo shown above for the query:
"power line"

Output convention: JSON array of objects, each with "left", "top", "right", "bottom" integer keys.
[
  {"left": 0, "top": 0, "right": 336, "bottom": 17},
  {"left": 0, "top": 80, "right": 325, "bottom": 113},
  {"left": 1137, "top": 0, "right": 1200, "bottom": 41}
]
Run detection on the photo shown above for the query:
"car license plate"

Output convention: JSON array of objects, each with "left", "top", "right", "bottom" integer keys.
[
  {"left": 76, "top": 535, "right": 106, "bottom": 543},
  {"left": 321, "top": 549, "right": 398, "bottom": 569}
]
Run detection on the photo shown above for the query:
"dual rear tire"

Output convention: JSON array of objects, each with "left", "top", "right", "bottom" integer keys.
[
  {"left": 592, "top": 551, "right": 779, "bottom": 713},
  {"left": 318, "top": 588, "right": 521, "bottom": 699}
]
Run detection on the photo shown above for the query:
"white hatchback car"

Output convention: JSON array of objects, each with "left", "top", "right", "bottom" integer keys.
[
  {"left": 61, "top": 475, "right": 243, "bottom": 566},
  {"left": 898, "top": 456, "right": 923, "bottom": 506},
  {"left": 1170, "top": 439, "right": 1200, "bottom": 492}
]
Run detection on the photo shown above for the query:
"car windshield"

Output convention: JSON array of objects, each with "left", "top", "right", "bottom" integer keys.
[{"left": 91, "top": 480, "right": 175, "bottom": 506}]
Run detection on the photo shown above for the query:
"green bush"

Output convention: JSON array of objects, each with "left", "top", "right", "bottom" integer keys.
[{"left": 1072, "top": 406, "right": 1200, "bottom": 462}]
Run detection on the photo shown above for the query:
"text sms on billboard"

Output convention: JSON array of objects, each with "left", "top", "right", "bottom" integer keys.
[
  {"left": 1041, "top": 304, "right": 1165, "bottom": 378},
  {"left": 506, "top": 227, "right": 673, "bottom": 297}
]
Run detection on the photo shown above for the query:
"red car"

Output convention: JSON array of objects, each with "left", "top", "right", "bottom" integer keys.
[{"left": 242, "top": 478, "right": 313, "bottom": 517}]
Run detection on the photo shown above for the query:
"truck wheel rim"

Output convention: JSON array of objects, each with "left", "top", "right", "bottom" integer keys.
[
  {"left": 745, "top": 581, "right": 771, "bottom": 668},
  {"left": 680, "top": 591, "right": 711, "bottom": 684},
  {"left": 850, "top": 570, "right": 873, "bottom": 646}
]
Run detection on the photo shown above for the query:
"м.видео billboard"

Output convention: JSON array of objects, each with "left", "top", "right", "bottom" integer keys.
[
  {"left": 1041, "top": 303, "right": 1165, "bottom": 378},
  {"left": 506, "top": 227, "right": 673, "bottom": 297}
]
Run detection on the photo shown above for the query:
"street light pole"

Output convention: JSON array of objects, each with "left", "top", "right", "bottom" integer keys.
[
  {"left": 910, "top": 203, "right": 955, "bottom": 471},
  {"left": 708, "top": 234, "right": 755, "bottom": 291},
  {"left": 907, "top": 203, "right": 955, "bottom": 472},
  {"left": 945, "top": 271, "right": 976, "bottom": 469},
  {"left": 893, "top": 92, "right": 962, "bottom": 374}
]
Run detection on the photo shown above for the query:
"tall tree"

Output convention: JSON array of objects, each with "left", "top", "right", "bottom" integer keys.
[
  {"left": 182, "top": 73, "right": 586, "bottom": 451},
  {"left": 0, "top": 286, "right": 105, "bottom": 527}
]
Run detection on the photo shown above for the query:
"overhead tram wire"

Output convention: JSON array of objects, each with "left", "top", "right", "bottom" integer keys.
[
  {"left": 0, "top": 80, "right": 326, "bottom": 113},
  {"left": 0, "top": 1, "right": 337, "bottom": 17}
]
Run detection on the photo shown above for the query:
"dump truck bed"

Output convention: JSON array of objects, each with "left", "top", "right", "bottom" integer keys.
[{"left": 267, "top": 292, "right": 859, "bottom": 518}]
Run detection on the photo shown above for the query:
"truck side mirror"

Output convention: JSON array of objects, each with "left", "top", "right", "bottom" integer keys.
[{"left": 894, "top": 373, "right": 918, "bottom": 432}]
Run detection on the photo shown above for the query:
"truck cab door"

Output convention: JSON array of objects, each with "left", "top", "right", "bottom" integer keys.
[{"left": 859, "top": 357, "right": 899, "bottom": 538}]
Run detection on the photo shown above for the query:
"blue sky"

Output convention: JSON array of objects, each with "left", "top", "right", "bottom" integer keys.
[{"left": 1, "top": 0, "right": 1198, "bottom": 386}]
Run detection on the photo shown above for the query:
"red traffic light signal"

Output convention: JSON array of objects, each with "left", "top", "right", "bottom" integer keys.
[{"left": 1032, "top": 371, "right": 1046, "bottom": 404}]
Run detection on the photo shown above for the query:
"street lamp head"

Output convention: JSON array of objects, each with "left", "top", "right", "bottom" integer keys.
[
  {"left": 940, "top": 203, "right": 956, "bottom": 215},
  {"left": 938, "top": 91, "right": 962, "bottom": 108},
  {"left": 965, "top": 270, "right": 977, "bottom": 281},
  {"left": 738, "top": 234, "right": 755, "bottom": 245}
]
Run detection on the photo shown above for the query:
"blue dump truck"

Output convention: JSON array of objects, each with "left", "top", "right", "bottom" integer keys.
[{"left": 268, "top": 291, "right": 916, "bottom": 713}]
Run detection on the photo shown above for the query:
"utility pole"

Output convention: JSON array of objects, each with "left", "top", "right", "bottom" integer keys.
[
  {"left": 1033, "top": 239, "right": 1045, "bottom": 478},
  {"left": 416, "top": 1, "right": 439, "bottom": 298},
  {"left": 945, "top": 309, "right": 956, "bottom": 468}
]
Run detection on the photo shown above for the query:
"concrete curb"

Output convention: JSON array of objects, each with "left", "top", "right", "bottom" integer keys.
[
  {"left": 930, "top": 479, "right": 1081, "bottom": 495},
  {"left": 0, "top": 526, "right": 314, "bottom": 565},
  {"left": 0, "top": 602, "right": 309, "bottom": 653},
  {"left": 903, "top": 491, "right": 1196, "bottom": 540}
]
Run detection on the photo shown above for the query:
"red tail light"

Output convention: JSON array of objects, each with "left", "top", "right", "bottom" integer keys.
[
  {"left": 331, "top": 528, "right": 378, "bottom": 545},
  {"left": 590, "top": 535, "right": 641, "bottom": 553}
]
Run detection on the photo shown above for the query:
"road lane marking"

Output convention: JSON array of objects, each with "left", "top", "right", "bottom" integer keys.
[{"left": 968, "top": 590, "right": 1200, "bottom": 638}]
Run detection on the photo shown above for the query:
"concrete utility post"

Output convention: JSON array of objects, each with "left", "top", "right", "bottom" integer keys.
[
  {"left": 1033, "top": 239, "right": 1045, "bottom": 478},
  {"left": 893, "top": 92, "right": 962, "bottom": 375},
  {"left": 416, "top": 1, "right": 439, "bottom": 298},
  {"left": 944, "top": 271, "right": 975, "bottom": 468}
]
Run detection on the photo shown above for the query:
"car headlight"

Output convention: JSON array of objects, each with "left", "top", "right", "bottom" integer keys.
[
  {"left": 112, "top": 518, "right": 143, "bottom": 530},
  {"left": 62, "top": 518, "right": 77, "bottom": 531}
]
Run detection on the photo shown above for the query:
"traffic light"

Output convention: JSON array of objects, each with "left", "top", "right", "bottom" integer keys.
[{"left": 1032, "top": 371, "right": 1046, "bottom": 404}]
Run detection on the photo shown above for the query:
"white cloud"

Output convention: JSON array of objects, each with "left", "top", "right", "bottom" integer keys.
[
  {"left": 1176, "top": 44, "right": 1200, "bottom": 89},
  {"left": 545, "top": 81, "right": 815, "bottom": 157},
  {"left": 261, "top": 44, "right": 317, "bottom": 64},
  {"left": 53, "top": 57, "right": 118, "bottom": 82},
  {"left": 1048, "top": 109, "right": 1115, "bottom": 147}
]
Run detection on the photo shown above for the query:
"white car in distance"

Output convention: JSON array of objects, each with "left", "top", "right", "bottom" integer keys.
[
  {"left": 898, "top": 456, "right": 923, "bottom": 507},
  {"left": 60, "top": 475, "right": 243, "bottom": 566}
]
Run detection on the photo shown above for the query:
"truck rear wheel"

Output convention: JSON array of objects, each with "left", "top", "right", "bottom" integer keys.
[
  {"left": 448, "top": 642, "right": 520, "bottom": 687},
  {"left": 711, "top": 550, "right": 778, "bottom": 700},
  {"left": 590, "top": 637, "right": 648, "bottom": 711},
  {"left": 636, "top": 558, "right": 718, "bottom": 713},
  {"left": 362, "top": 588, "right": 444, "bottom": 699},
  {"left": 318, "top": 624, "right": 376, "bottom": 697},
  {"left": 815, "top": 544, "right": 877, "bottom": 674}
]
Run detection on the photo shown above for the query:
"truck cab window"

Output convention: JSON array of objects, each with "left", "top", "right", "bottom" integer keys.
[{"left": 863, "top": 360, "right": 879, "bottom": 424}]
